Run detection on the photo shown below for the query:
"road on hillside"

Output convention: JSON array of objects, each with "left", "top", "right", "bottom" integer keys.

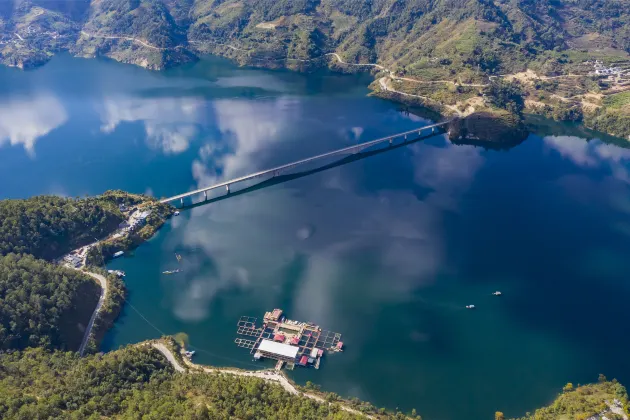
[
  {"left": 151, "top": 343, "right": 374, "bottom": 418},
  {"left": 77, "top": 270, "right": 108, "bottom": 356}
]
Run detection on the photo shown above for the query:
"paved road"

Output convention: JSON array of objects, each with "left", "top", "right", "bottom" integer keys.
[
  {"left": 77, "top": 270, "right": 108, "bottom": 356},
  {"left": 151, "top": 343, "right": 373, "bottom": 418},
  {"left": 152, "top": 343, "right": 186, "bottom": 372}
]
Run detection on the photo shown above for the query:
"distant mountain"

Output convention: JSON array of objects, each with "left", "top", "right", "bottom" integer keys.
[
  {"left": 1, "top": 0, "right": 628, "bottom": 71},
  {"left": 2, "top": 0, "right": 630, "bottom": 138}
]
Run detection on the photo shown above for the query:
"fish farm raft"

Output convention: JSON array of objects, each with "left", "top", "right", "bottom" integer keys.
[{"left": 234, "top": 308, "right": 343, "bottom": 370}]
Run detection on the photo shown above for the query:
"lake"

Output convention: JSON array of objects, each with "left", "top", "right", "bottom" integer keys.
[{"left": 1, "top": 54, "right": 630, "bottom": 420}]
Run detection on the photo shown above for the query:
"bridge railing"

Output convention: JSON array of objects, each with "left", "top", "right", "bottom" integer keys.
[{"left": 160, "top": 121, "right": 450, "bottom": 204}]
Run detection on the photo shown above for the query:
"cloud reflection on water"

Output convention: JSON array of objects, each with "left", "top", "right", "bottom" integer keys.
[
  {"left": 98, "top": 96, "right": 205, "bottom": 154},
  {"left": 191, "top": 98, "right": 297, "bottom": 189},
  {"left": 170, "top": 118, "right": 484, "bottom": 323},
  {"left": 544, "top": 135, "right": 630, "bottom": 183},
  {"left": 0, "top": 94, "right": 67, "bottom": 156}
]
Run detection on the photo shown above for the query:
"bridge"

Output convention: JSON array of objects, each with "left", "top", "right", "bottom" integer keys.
[{"left": 160, "top": 120, "right": 452, "bottom": 205}]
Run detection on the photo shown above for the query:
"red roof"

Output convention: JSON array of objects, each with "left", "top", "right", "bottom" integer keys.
[
  {"left": 290, "top": 337, "right": 299, "bottom": 345},
  {"left": 317, "top": 349, "right": 324, "bottom": 357},
  {"left": 336, "top": 341, "right": 344, "bottom": 349},
  {"left": 273, "top": 334, "right": 285, "bottom": 342},
  {"left": 299, "top": 356, "right": 308, "bottom": 366}
]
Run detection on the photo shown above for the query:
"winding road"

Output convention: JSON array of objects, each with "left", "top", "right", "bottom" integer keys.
[
  {"left": 76, "top": 270, "right": 108, "bottom": 356},
  {"left": 150, "top": 343, "right": 373, "bottom": 418},
  {"left": 80, "top": 30, "right": 164, "bottom": 50},
  {"left": 152, "top": 343, "right": 186, "bottom": 372}
]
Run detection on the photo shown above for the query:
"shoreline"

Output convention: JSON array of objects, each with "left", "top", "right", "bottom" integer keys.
[
  {"left": 149, "top": 338, "right": 390, "bottom": 419},
  {"left": 57, "top": 191, "right": 175, "bottom": 354},
  {"left": 7, "top": 42, "right": 628, "bottom": 142}
]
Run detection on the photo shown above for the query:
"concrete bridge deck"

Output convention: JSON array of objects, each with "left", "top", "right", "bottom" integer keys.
[{"left": 160, "top": 121, "right": 451, "bottom": 204}]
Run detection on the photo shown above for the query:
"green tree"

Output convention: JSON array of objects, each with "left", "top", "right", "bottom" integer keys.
[{"left": 485, "top": 80, "right": 525, "bottom": 116}]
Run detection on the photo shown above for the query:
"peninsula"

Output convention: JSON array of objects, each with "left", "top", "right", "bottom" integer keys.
[{"left": 0, "top": 190, "right": 173, "bottom": 354}]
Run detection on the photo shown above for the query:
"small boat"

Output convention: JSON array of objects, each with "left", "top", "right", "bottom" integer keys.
[
  {"left": 175, "top": 253, "right": 182, "bottom": 262},
  {"left": 184, "top": 350, "right": 195, "bottom": 358},
  {"left": 466, "top": 305, "right": 476, "bottom": 309},
  {"left": 162, "top": 269, "right": 183, "bottom": 275},
  {"left": 108, "top": 270, "right": 126, "bottom": 277},
  {"left": 492, "top": 291, "right": 502, "bottom": 296},
  {"left": 174, "top": 211, "right": 180, "bottom": 216}
]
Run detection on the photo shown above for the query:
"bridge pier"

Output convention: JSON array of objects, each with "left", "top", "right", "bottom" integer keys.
[{"left": 158, "top": 123, "right": 449, "bottom": 206}]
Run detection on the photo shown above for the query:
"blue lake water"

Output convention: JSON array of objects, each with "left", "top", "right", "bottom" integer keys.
[{"left": 1, "top": 54, "right": 630, "bottom": 419}]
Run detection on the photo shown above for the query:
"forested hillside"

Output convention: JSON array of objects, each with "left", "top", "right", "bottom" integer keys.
[
  {"left": 0, "top": 253, "right": 98, "bottom": 351},
  {"left": 0, "top": 195, "right": 123, "bottom": 260},
  {"left": 513, "top": 377, "right": 630, "bottom": 420},
  {"left": 3, "top": 0, "right": 630, "bottom": 73},
  {"left": 0, "top": 345, "right": 389, "bottom": 419}
]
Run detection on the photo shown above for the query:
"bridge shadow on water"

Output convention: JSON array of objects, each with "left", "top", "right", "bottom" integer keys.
[{"left": 179, "top": 130, "right": 445, "bottom": 211}]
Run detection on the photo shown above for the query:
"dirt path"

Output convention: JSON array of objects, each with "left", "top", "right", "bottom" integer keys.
[
  {"left": 76, "top": 270, "right": 108, "bottom": 356},
  {"left": 76, "top": 34, "right": 596, "bottom": 96},
  {"left": 326, "top": 52, "right": 387, "bottom": 71},
  {"left": 379, "top": 77, "right": 463, "bottom": 116},
  {"left": 80, "top": 30, "right": 164, "bottom": 50},
  {"left": 188, "top": 39, "right": 250, "bottom": 52},
  {"left": 151, "top": 343, "right": 373, "bottom": 418}
]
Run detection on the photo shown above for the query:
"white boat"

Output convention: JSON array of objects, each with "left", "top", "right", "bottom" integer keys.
[
  {"left": 162, "top": 269, "right": 183, "bottom": 275},
  {"left": 492, "top": 291, "right": 502, "bottom": 296},
  {"left": 174, "top": 211, "right": 180, "bottom": 216},
  {"left": 466, "top": 305, "right": 476, "bottom": 309},
  {"left": 184, "top": 350, "right": 195, "bottom": 358},
  {"left": 113, "top": 251, "right": 124, "bottom": 258},
  {"left": 108, "top": 270, "right": 126, "bottom": 277}
]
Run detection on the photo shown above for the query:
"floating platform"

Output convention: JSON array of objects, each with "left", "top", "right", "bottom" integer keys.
[{"left": 234, "top": 309, "right": 342, "bottom": 370}]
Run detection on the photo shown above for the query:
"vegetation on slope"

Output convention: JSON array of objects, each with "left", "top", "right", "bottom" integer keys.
[
  {"left": 84, "top": 267, "right": 127, "bottom": 354},
  {"left": 513, "top": 376, "right": 630, "bottom": 420},
  {"left": 0, "top": 344, "right": 397, "bottom": 419},
  {"left": 0, "top": 346, "right": 172, "bottom": 419},
  {"left": 1, "top": 0, "right": 629, "bottom": 74},
  {"left": 583, "top": 91, "right": 630, "bottom": 138},
  {"left": 0, "top": 190, "right": 170, "bottom": 353},
  {"left": 0, "top": 194, "right": 124, "bottom": 261},
  {"left": 0, "top": 253, "right": 98, "bottom": 351},
  {"left": 0, "top": 190, "right": 171, "bottom": 263}
]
